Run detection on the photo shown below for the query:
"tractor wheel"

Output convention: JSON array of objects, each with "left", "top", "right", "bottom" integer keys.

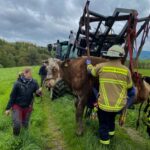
[{"left": 51, "top": 80, "right": 70, "bottom": 100}]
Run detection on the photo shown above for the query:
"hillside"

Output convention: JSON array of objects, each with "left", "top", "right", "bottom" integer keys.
[
  {"left": 139, "top": 51, "right": 150, "bottom": 60},
  {"left": 0, "top": 39, "right": 50, "bottom": 68}
]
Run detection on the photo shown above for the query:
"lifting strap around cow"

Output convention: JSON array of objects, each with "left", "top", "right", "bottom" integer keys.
[{"left": 125, "top": 12, "right": 138, "bottom": 74}]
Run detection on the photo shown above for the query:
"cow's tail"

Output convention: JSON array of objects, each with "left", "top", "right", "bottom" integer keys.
[{"left": 136, "top": 102, "right": 144, "bottom": 130}]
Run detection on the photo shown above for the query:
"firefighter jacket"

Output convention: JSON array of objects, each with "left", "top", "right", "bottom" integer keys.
[{"left": 87, "top": 60, "right": 133, "bottom": 112}]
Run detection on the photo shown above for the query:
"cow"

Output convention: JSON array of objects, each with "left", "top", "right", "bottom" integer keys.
[
  {"left": 45, "top": 56, "right": 107, "bottom": 135},
  {"left": 132, "top": 72, "right": 150, "bottom": 104},
  {"left": 131, "top": 72, "right": 150, "bottom": 129},
  {"left": 143, "top": 76, "right": 150, "bottom": 85}
]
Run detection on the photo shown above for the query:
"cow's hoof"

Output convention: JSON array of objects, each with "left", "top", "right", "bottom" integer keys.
[{"left": 76, "top": 128, "right": 83, "bottom": 136}]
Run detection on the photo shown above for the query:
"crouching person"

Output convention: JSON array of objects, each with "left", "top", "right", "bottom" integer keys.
[{"left": 5, "top": 68, "right": 42, "bottom": 136}]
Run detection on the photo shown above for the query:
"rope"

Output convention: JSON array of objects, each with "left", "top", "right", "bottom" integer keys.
[
  {"left": 85, "top": 0, "right": 90, "bottom": 57},
  {"left": 135, "top": 18, "right": 150, "bottom": 62},
  {"left": 126, "top": 12, "right": 138, "bottom": 74}
]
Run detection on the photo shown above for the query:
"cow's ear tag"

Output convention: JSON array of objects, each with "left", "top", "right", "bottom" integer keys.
[{"left": 64, "top": 63, "right": 68, "bottom": 67}]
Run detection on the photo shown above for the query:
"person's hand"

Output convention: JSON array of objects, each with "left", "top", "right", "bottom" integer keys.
[
  {"left": 36, "top": 88, "right": 42, "bottom": 96},
  {"left": 5, "top": 110, "right": 11, "bottom": 116},
  {"left": 86, "top": 59, "right": 91, "bottom": 65},
  {"left": 39, "top": 87, "right": 42, "bottom": 91}
]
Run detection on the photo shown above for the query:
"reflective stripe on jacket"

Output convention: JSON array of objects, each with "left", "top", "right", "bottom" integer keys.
[{"left": 87, "top": 60, "right": 133, "bottom": 112}]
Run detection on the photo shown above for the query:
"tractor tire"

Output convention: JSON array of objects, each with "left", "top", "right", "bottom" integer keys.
[{"left": 51, "top": 80, "right": 71, "bottom": 100}]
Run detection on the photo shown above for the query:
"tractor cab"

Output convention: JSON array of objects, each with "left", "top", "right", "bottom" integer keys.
[{"left": 48, "top": 40, "right": 78, "bottom": 60}]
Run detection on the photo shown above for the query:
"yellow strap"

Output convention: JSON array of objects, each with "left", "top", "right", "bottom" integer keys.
[
  {"left": 101, "top": 66, "right": 128, "bottom": 76},
  {"left": 115, "top": 87, "right": 126, "bottom": 107},
  {"left": 98, "top": 102, "right": 123, "bottom": 111},
  {"left": 100, "top": 139, "right": 110, "bottom": 145},
  {"left": 100, "top": 78, "right": 127, "bottom": 87},
  {"left": 101, "top": 83, "right": 109, "bottom": 106},
  {"left": 109, "top": 131, "right": 115, "bottom": 136}
]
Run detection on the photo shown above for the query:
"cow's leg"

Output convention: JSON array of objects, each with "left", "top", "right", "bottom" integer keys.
[
  {"left": 74, "top": 97, "right": 79, "bottom": 109},
  {"left": 50, "top": 88, "right": 53, "bottom": 99},
  {"left": 75, "top": 94, "right": 87, "bottom": 136}
]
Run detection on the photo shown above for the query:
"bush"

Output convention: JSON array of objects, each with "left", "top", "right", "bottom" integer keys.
[
  {"left": 0, "top": 39, "right": 50, "bottom": 67},
  {"left": 0, "top": 64, "right": 3, "bottom": 68}
]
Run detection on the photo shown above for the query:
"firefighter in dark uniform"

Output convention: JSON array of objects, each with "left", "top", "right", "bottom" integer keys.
[
  {"left": 86, "top": 45, "right": 135, "bottom": 145},
  {"left": 39, "top": 61, "right": 48, "bottom": 86}
]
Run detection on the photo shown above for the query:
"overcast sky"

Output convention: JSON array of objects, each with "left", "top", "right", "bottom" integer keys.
[{"left": 0, "top": 0, "right": 150, "bottom": 50}]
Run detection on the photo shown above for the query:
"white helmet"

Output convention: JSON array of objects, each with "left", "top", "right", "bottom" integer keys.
[{"left": 103, "top": 45, "right": 125, "bottom": 58}]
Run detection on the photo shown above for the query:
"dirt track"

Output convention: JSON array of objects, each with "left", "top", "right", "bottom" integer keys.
[{"left": 43, "top": 100, "right": 67, "bottom": 150}]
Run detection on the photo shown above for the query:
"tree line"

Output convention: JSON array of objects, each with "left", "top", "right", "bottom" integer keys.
[
  {"left": 0, "top": 39, "right": 50, "bottom": 68},
  {"left": 125, "top": 60, "right": 150, "bottom": 69},
  {"left": 1, "top": 38, "right": 149, "bottom": 69},
  {"left": 137, "top": 61, "right": 150, "bottom": 69}
]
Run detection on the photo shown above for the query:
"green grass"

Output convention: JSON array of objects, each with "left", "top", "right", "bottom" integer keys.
[
  {"left": 0, "top": 67, "right": 150, "bottom": 150},
  {"left": 0, "top": 66, "right": 53, "bottom": 150},
  {"left": 47, "top": 95, "right": 150, "bottom": 150},
  {"left": 139, "top": 69, "right": 150, "bottom": 76}
]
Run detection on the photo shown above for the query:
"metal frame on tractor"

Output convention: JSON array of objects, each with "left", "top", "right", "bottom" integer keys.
[{"left": 72, "top": 0, "right": 150, "bottom": 72}]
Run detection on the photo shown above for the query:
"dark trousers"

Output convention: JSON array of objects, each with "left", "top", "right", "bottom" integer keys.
[
  {"left": 12, "top": 105, "right": 32, "bottom": 135},
  {"left": 40, "top": 75, "right": 46, "bottom": 86},
  {"left": 97, "top": 108, "right": 118, "bottom": 141}
]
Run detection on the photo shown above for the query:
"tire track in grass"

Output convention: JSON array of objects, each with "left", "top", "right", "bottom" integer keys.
[
  {"left": 123, "top": 127, "right": 146, "bottom": 144},
  {"left": 42, "top": 94, "right": 67, "bottom": 150}
]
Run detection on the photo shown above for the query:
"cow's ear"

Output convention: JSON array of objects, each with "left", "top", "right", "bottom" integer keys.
[{"left": 61, "top": 59, "right": 70, "bottom": 68}]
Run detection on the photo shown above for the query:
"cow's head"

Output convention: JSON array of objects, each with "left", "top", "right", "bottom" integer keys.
[{"left": 45, "top": 58, "right": 62, "bottom": 88}]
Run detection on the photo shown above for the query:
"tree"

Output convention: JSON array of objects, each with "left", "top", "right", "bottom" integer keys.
[{"left": 0, "top": 39, "right": 50, "bottom": 67}]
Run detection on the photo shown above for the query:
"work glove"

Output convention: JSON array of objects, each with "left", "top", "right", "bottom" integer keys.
[{"left": 86, "top": 59, "right": 91, "bottom": 65}]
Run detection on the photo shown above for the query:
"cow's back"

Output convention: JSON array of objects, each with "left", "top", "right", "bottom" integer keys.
[{"left": 60, "top": 56, "right": 107, "bottom": 90}]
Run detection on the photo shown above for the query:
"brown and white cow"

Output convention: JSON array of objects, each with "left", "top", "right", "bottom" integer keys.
[
  {"left": 132, "top": 72, "right": 150, "bottom": 104},
  {"left": 45, "top": 56, "right": 107, "bottom": 135},
  {"left": 131, "top": 72, "right": 150, "bottom": 128}
]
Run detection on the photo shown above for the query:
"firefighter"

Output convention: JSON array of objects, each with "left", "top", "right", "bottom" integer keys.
[
  {"left": 86, "top": 45, "right": 135, "bottom": 145},
  {"left": 5, "top": 68, "right": 42, "bottom": 136},
  {"left": 56, "top": 40, "right": 62, "bottom": 59},
  {"left": 39, "top": 61, "right": 48, "bottom": 86},
  {"left": 65, "top": 30, "right": 75, "bottom": 59}
]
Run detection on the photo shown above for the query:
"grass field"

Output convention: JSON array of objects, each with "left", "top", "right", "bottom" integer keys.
[{"left": 0, "top": 67, "right": 150, "bottom": 150}]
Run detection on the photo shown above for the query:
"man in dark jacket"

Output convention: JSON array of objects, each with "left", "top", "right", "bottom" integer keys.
[
  {"left": 5, "top": 68, "right": 42, "bottom": 136},
  {"left": 39, "top": 61, "right": 48, "bottom": 86},
  {"left": 56, "top": 40, "right": 62, "bottom": 59}
]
